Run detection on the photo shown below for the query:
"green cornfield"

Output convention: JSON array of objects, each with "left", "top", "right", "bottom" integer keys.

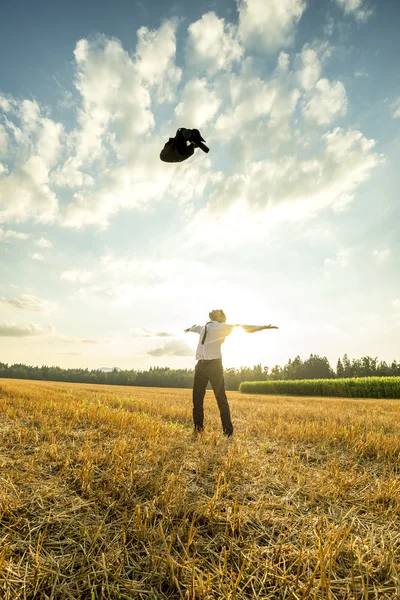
[{"left": 239, "top": 376, "right": 400, "bottom": 398}]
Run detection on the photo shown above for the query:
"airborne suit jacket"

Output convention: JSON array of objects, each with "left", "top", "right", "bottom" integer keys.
[{"left": 160, "top": 129, "right": 195, "bottom": 163}]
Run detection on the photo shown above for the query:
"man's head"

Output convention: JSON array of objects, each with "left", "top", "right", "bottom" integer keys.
[{"left": 209, "top": 309, "right": 226, "bottom": 323}]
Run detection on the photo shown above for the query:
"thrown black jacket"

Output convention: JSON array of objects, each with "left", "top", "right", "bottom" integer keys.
[
  {"left": 160, "top": 128, "right": 208, "bottom": 163},
  {"left": 160, "top": 131, "right": 195, "bottom": 163}
]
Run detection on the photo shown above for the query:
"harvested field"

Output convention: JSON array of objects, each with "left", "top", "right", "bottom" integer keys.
[{"left": 0, "top": 378, "right": 400, "bottom": 599}]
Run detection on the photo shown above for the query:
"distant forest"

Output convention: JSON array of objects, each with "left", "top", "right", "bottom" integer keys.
[{"left": 1, "top": 354, "right": 399, "bottom": 391}]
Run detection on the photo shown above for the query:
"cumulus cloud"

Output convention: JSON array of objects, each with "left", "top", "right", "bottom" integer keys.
[
  {"left": 303, "top": 79, "right": 348, "bottom": 125},
  {"left": 0, "top": 124, "right": 8, "bottom": 156},
  {"left": 0, "top": 226, "right": 29, "bottom": 241},
  {"left": 0, "top": 9, "right": 384, "bottom": 235},
  {"left": 130, "top": 327, "right": 174, "bottom": 338},
  {"left": 0, "top": 20, "right": 211, "bottom": 230},
  {"left": 354, "top": 69, "right": 368, "bottom": 78},
  {"left": 99, "top": 253, "right": 219, "bottom": 283},
  {"left": 51, "top": 158, "right": 95, "bottom": 189},
  {"left": 215, "top": 75, "right": 278, "bottom": 139},
  {"left": 373, "top": 248, "right": 391, "bottom": 263},
  {"left": 46, "top": 334, "right": 100, "bottom": 345},
  {"left": 0, "top": 98, "right": 62, "bottom": 225},
  {"left": 29, "top": 253, "right": 45, "bottom": 261},
  {"left": 0, "top": 157, "right": 59, "bottom": 225},
  {"left": 187, "top": 12, "right": 243, "bottom": 74},
  {"left": 238, "top": 0, "right": 307, "bottom": 51},
  {"left": 61, "top": 269, "right": 92, "bottom": 283},
  {"left": 0, "top": 321, "right": 49, "bottom": 337},
  {"left": 35, "top": 237, "right": 52, "bottom": 248},
  {"left": 135, "top": 20, "right": 182, "bottom": 102},
  {"left": 175, "top": 78, "right": 221, "bottom": 128},
  {"left": 148, "top": 339, "right": 193, "bottom": 357},
  {"left": 61, "top": 134, "right": 211, "bottom": 228},
  {"left": 324, "top": 248, "right": 351, "bottom": 268},
  {"left": 296, "top": 48, "right": 322, "bottom": 90},
  {"left": 336, "top": 0, "right": 373, "bottom": 22},
  {"left": 185, "top": 127, "right": 383, "bottom": 247},
  {"left": 392, "top": 97, "right": 400, "bottom": 119},
  {"left": 71, "top": 35, "right": 155, "bottom": 165},
  {"left": 0, "top": 95, "right": 14, "bottom": 113},
  {"left": 0, "top": 294, "right": 55, "bottom": 312},
  {"left": 71, "top": 254, "right": 220, "bottom": 307}
]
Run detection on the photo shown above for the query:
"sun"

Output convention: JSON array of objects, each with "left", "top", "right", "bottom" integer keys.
[{"left": 222, "top": 326, "right": 270, "bottom": 368}]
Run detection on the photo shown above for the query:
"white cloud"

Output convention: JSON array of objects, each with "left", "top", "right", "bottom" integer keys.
[
  {"left": 0, "top": 99, "right": 61, "bottom": 225},
  {"left": 100, "top": 254, "right": 173, "bottom": 284},
  {"left": 185, "top": 127, "right": 383, "bottom": 248},
  {"left": 71, "top": 254, "right": 221, "bottom": 308},
  {"left": 0, "top": 226, "right": 29, "bottom": 241},
  {"left": 35, "top": 237, "right": 52, "bottom": 248},
  {"left": 0, "top": 321, "right": 49, "bottom": 337},
  {"left": 303, "top": 79, "right": 348, "bottom": 125},
  {"left": 324, "top": 248, "right": 351, "bottom": 268},
  {"left": 0, "top": 124, "right": 8, "bottom": 156},
  {"left": 130, "top": 327, "right": 174, "bottom": 338},
  {"left": 100, "top": 253, "right": 219, "bottom": 285},
  {"left": 61, "top": 269, "right": 92, "bottom": 283},
  {"left": 148, "top": 339, "right": 193, "bottom": 357},
  {"left": 175, "top": 78, "right": 221, "bottom": 129},
  {"left": 215, "top": 75, "right": 278, "bottom": 139},
  {"left": 336, "top": 0, "right": 373, "bottom": 22},
  {"left": 277, "top": 51, "right": 290, "bottom": 71},
  {"left": 29, "top": 253, "right": 45, "bottom": 261},
  {"left": 187, "top": 12, "right": 243, "bottom": 74},
  {"left": 324, "top": 15, "right": 335, "bottom": 37},
  {"left": 373, "top": 248, "right": 391, "bottom": 263},
  {"left": 0, "top": 13, "right": 383, "bottom": 237},
  {"left": 393, "top": 299, "right": 400, "bottom": 310},
  {"left": 0, "top": 159, "right": 58, "bottom": 225},
  {"left": 61, "top": 135, "right": 211, "bottom": 228},
  {"left": 296, "top": 48, "right": 321, "bottom": 90},
  {"left": 135, "top": 20, "right": 182, "bottom": 102},
  {"left": 20, "top": 100, "right": 41, "bottom": 133},
  {"left": 72, "top": 35, "right": 155, "bottom": 164},
  {"left": 51, "top": 158, "right": 95, "bottom": 189},
  {"left": 392, "top": 97, "right": 400, "bottom": 119},
  {"left": 238, "top": 0, "right": 307, "bottom": 51},
  {"left": 36, "top": 118, "right": 64, "bottom": 166},
  {"left": 0, "top": 95, "right": 14, "bottom": 112},
  {"left": 0, "top": 294, "right": 56, "bottom": 312}
]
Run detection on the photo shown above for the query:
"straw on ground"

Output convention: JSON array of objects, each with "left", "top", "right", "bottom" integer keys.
[{"left": 0, "top": 379, "right": 400, "bottom": 599}]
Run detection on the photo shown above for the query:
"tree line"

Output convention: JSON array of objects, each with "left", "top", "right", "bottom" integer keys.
[{"left": 0, "top": 354, "right": 399, "bottom": 391}]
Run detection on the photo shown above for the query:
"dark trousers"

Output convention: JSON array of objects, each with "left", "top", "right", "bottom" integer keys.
[{"left": 192, "top": 359, "right": 233, "bottom": 435}]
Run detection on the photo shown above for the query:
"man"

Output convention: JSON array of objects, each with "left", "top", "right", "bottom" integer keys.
[
  {"left": 184, "top": 309, "right": 278, "bottom": 438},
  {"left": 160, "top": 128, "right": 209, "bottom": 163}
]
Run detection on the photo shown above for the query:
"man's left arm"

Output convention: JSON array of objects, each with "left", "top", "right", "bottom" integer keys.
[{"left": 236, "top": 324, "right": 279, "bottom": 333}]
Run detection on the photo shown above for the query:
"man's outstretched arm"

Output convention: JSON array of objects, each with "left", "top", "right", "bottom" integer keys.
[
  {"left": 235, "top": 324, "right": 279, "bottom": 333},
  {"left": 184, "top": 325, "right": 202, "bottom": 333}
]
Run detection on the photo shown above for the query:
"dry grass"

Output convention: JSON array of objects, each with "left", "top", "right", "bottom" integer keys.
[{"left": 1, "top": 379, "right": 400, "bottom": 599}]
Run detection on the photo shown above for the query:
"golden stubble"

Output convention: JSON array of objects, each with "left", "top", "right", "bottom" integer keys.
[{"left": 0, "top": 378, "right": 400, "bottom": 599}]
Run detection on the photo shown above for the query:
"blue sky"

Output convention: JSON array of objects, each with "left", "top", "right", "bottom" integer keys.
[{"left": 0, "top": 0, "right": 399, "bottom": 371}]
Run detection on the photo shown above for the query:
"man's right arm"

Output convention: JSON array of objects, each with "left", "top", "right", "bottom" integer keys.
[{"left": 184, "top": 325, "right": 202, "bottom": 333}]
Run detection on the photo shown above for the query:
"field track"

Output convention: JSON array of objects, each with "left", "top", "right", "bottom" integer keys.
[{"left": 1, "top": 378, "right": 400, "bottom": 599}]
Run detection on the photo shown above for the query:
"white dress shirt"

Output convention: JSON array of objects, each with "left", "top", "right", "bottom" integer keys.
[{"left": 189, "top": 321, "right": 264, "bottom": 360}]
